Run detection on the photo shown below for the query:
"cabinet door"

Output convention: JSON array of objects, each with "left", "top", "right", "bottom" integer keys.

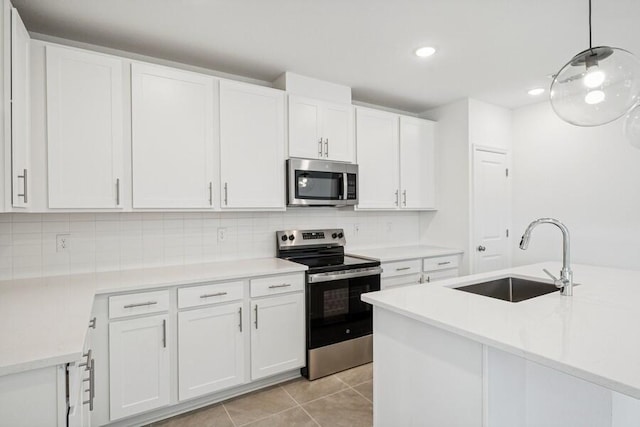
[
  {"left": 322, "top": 102, "right": 354, "bottom": 162},
  {"left": 288, "top": 95, "right": 322, "bottom": 159},
  {"left": 10, "top": 9, "right": 29, "bottom": 208},
  {"left": 355, "top": 108, "right": 399, "bottom": 209},
  {"left": 400, "top": 117, "right": 436, "bottom": 209},
  {"left": 109, "top": 314, "right": 170, "bottom": 420},
  {"left": 46, "top": 46, "right": 124, "bottom": 208},
  {"left": 251, "top": 293, "right": 305, "bottom": 380},
  {"left": 219, "top": 81, "right": 285, "bottom": 209},
  {"left": 178, "top": 302, "right": 245, "bottom": 400},
  {"left": 132, "top": 63, "right": 215, "bottom": 208}
]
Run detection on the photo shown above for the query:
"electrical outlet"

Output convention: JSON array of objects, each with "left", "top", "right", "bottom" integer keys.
[
  {"left": 56, "top": 234, "right": 70, "bottom": 253},
  {"left": 386, "top": 222, "right": 393, "bottom": 233},
  {"left": 353, "top": 224, "right": 360, "bottom": 236},
  {"left": 217, "top": 227, "right": 227, "bottom": 243}
]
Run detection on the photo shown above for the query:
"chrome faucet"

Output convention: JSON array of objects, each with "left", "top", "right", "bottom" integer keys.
[{"left": 519, "top": 218, "right": 573, "bottom": 296}]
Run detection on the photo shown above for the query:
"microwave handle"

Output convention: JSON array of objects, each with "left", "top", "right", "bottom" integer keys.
[{"left": 343, "top": 172, "right": 348, "bottom": 201}]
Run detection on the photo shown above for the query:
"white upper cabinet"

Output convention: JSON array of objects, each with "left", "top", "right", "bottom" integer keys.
[
  {"left": 219, "top": 80, "right": 285, "bottom": 209},
  {"left": 131, "top": 63, "right": 215, "bottom": 209},
  {"left": 356, "top": 107, "right": 400, "bottom": 209},
  {"left": 288, "top": 95, "right": 354, "bottom": 162},
  {"left": 356, "top": 108, "right": 437, "bottom": 210},
  {"left": 10, "top": 8, "right": 30, "bottom": 208},
  {"left": 400, "top": 116, "right": 436, "bottom": 209},
  {"left": 46, "top": 46, "right": 124, "bottom": 208}
]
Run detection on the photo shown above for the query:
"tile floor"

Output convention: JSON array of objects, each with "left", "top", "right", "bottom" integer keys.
[{"left": 150, "top": 363, "right": 373, "bottom": 427}]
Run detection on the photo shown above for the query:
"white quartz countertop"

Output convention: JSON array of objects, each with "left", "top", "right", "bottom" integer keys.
[
  {"left": 348, "top": 244, "right": 463, "bottom": 263},
  {"left": 362, "top": 262, "right": 640, "bottom": 399},
  {"left": 0, "top": 258, "right": 306, "bottom": 376}
]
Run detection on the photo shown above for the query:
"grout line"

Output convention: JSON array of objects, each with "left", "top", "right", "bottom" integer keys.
[
  {"left": 349, "top": 384, "right": 373, "bottom": 404},
  {"left": 222, "top": 403, "right": 237, "bottom": 427},
  {"left": 234, "top": 387, "right": 300, "bottom": 427},
  {"left": 281, "top": 386, "right": 321, "bottom": 427}
]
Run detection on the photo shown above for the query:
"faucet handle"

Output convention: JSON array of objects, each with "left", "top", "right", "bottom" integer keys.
[{"left": 542, "top": 269, "right": 563, "bottom": 289}]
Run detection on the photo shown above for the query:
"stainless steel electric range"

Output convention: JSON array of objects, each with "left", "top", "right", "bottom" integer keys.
[{"left": 276, "top": 228, "right": 381, "bottom": 380}]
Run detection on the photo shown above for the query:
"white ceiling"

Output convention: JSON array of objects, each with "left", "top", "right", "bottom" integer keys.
[{"left": 12, "top": 0, "right": 640, "bottom": 113}]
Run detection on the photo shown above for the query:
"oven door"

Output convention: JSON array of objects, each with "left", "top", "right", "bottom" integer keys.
[
  {"left": 287, "top": 158, "right": 347, "bottom": 206},
  {"left": 306, "top": 268, "right": 381, "bottom": 349}
]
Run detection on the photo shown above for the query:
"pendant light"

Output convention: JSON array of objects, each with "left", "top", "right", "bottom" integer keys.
[{"left": 550, "top": 0, "right": 640, "bottom": 127}]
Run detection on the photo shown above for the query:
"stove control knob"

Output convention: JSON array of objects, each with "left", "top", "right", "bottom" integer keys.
[
  {"left": 332, "top": 233, "right": 338, "bottom": 239},
  {"left": 281, "top": 235, "right": 288, "bottom": 242},
  {"left": 338, "top": 232, "right": 344, "bottom": 238},
  {"left": 288, "top": 234, "right": 295, "bottom": 241}
]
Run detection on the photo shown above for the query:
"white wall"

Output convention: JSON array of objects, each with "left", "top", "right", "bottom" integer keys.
[
  {"left": 0, "top": 210, "right": 421, "bottom": 280},
  {"left": 512, "top": 101, "right": 640, "bottom": 271},
  {"left": 420, "top": 99, "right": 471, "bottom": 273}
]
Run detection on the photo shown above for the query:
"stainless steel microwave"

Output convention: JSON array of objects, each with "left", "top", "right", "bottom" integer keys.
[{"left": 287, "top": 158, "right": 358, "bottom": 207}]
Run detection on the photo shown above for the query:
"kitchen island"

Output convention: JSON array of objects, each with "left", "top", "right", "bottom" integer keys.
[{"left": 362, "top": 262, "right": 640, "bottom": 427}]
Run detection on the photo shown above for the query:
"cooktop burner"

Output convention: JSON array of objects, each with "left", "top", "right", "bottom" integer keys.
[{"left": 275, "top": 228, "right": 380, "bottom": 274}]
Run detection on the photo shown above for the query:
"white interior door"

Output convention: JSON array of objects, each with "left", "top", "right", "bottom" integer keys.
[{"left": 473, "top": 148, "right": 509, "bottom": 273}]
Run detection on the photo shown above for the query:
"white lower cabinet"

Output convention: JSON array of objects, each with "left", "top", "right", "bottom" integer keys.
[
  {"left": 109, "top": 314, "right": 170, "bottom": 421},
  {"left": 178, "top": 302, "right": 245, "bottom": 401},
  {"left": 250, "top": 293, "right": 305, "bottom": 381}
]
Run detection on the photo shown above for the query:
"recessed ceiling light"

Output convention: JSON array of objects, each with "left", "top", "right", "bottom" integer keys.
[
  {"left": 415, "top": 46, "right": 436, "bottom": 58},
  {"left": 528, "top": 88, "right": 545, "bottom": 96}
]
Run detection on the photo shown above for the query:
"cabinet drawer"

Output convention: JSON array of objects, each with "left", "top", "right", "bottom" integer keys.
[
  {"left": 423, "top": 268, "right": 459, "bottom": 283},
  {"left": 178, "top": 281, "right": 244, "bottom": 309},
  {"left": 382, "top": 273, "right": 422, "bottom": 290},
  {"left": 381, "top": 259, "right": 422, "bottom": 278},
  {"left": 423, "top": 255, "right": 460, "bottom": 272},
  {"left": 251, "top": 274, "right": 304, "bottom": 298},
  {"left": 109, "top": 290, "right": 170, "bottom": 319}
]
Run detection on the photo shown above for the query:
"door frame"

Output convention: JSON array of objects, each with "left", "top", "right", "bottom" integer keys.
[{"left": 469, "top": 144, "right": 511, "bottom": 274}]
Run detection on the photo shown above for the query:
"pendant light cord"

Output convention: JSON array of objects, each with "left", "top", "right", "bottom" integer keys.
[{"left": 589, "top": 0, "right": 593, "bottom": 49}]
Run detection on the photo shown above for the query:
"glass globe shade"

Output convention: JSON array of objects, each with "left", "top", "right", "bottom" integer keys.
[
  {"left": 550, "top": 46, "right": 640, "bottom": 126},
  {"left": 624, "top": 103, "right": 640, "bottom": 149}
]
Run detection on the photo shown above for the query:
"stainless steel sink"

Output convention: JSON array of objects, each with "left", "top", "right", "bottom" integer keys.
[{"left": 454, "top": 277, "right": 559, "bottom": 302}]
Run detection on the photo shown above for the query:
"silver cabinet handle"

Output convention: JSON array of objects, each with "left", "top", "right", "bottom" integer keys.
[
  {"left": 268, "top": 283, "right": 291, "bottom": 289},
  {"left": 324, "top": 138, "right": 329, "bottom": 157},
  {"left": 318, "top": 138, "right": 323, "bottom": 157},
  {"left": 254, "top": 305, "right": 258, "bottom": 329},
  {"left": 224, "top": 182, "right": 228, "bottom": 206},
  {"left": 402, "top": 190, "right": 407, "bottom": 206},
  {"left": 88, "top": 317, "right": 96, "bottom": 329},
  {"left": 123, "top": 301, "right": 157, "bottom": 309},
  {"left": 395, "top": 190, "right": 399, "bottom": 206},
  {"left": 17, "top": 169, "right": 27, "bottom": 203},
  {"left": 79, "top": 349, "right": 92, "bottom": 370},
  {"left": 477, "top": 245, "right": 486, "bottom": 252},
  {"left": 395, "top": 267, "right": 411, "bottom": 271},
  {"left": 437, "top": 261, "right": 451, "bottom": 266},
  {"left": 116, "top": 178, "right": 120, "bottom": 206},
  {"left": 426, "top": 276, "right": 431, "bottom": 283},
  {"left": 238, "top": 307, "right": 243, "bottom": 332},
  {"left": 208, "top": 182, "right": 213, "bottom": 206},
  {"left": 162, "top": 319, "right": 166, "bottom": 348},
  {"left": 200, "top": 291, "right": 227, "bottom": 298}
]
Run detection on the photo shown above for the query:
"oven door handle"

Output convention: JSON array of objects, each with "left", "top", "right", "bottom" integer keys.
[{"left": 307, "top": 267, "right": 383, "bottom": 283}]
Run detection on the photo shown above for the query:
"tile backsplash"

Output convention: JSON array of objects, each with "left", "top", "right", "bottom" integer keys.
[{"left": 0, "top": 210, "right": 422, "bottom": 280}]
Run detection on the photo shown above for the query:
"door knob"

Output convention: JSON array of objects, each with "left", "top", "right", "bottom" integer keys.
[{"left": 477, "top": 245, "right": 486, "bottom": 252}]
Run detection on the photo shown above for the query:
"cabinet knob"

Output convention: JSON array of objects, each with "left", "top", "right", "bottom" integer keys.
[{"left": 477, "top": 245, "right": 486, "bottom": 252}]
